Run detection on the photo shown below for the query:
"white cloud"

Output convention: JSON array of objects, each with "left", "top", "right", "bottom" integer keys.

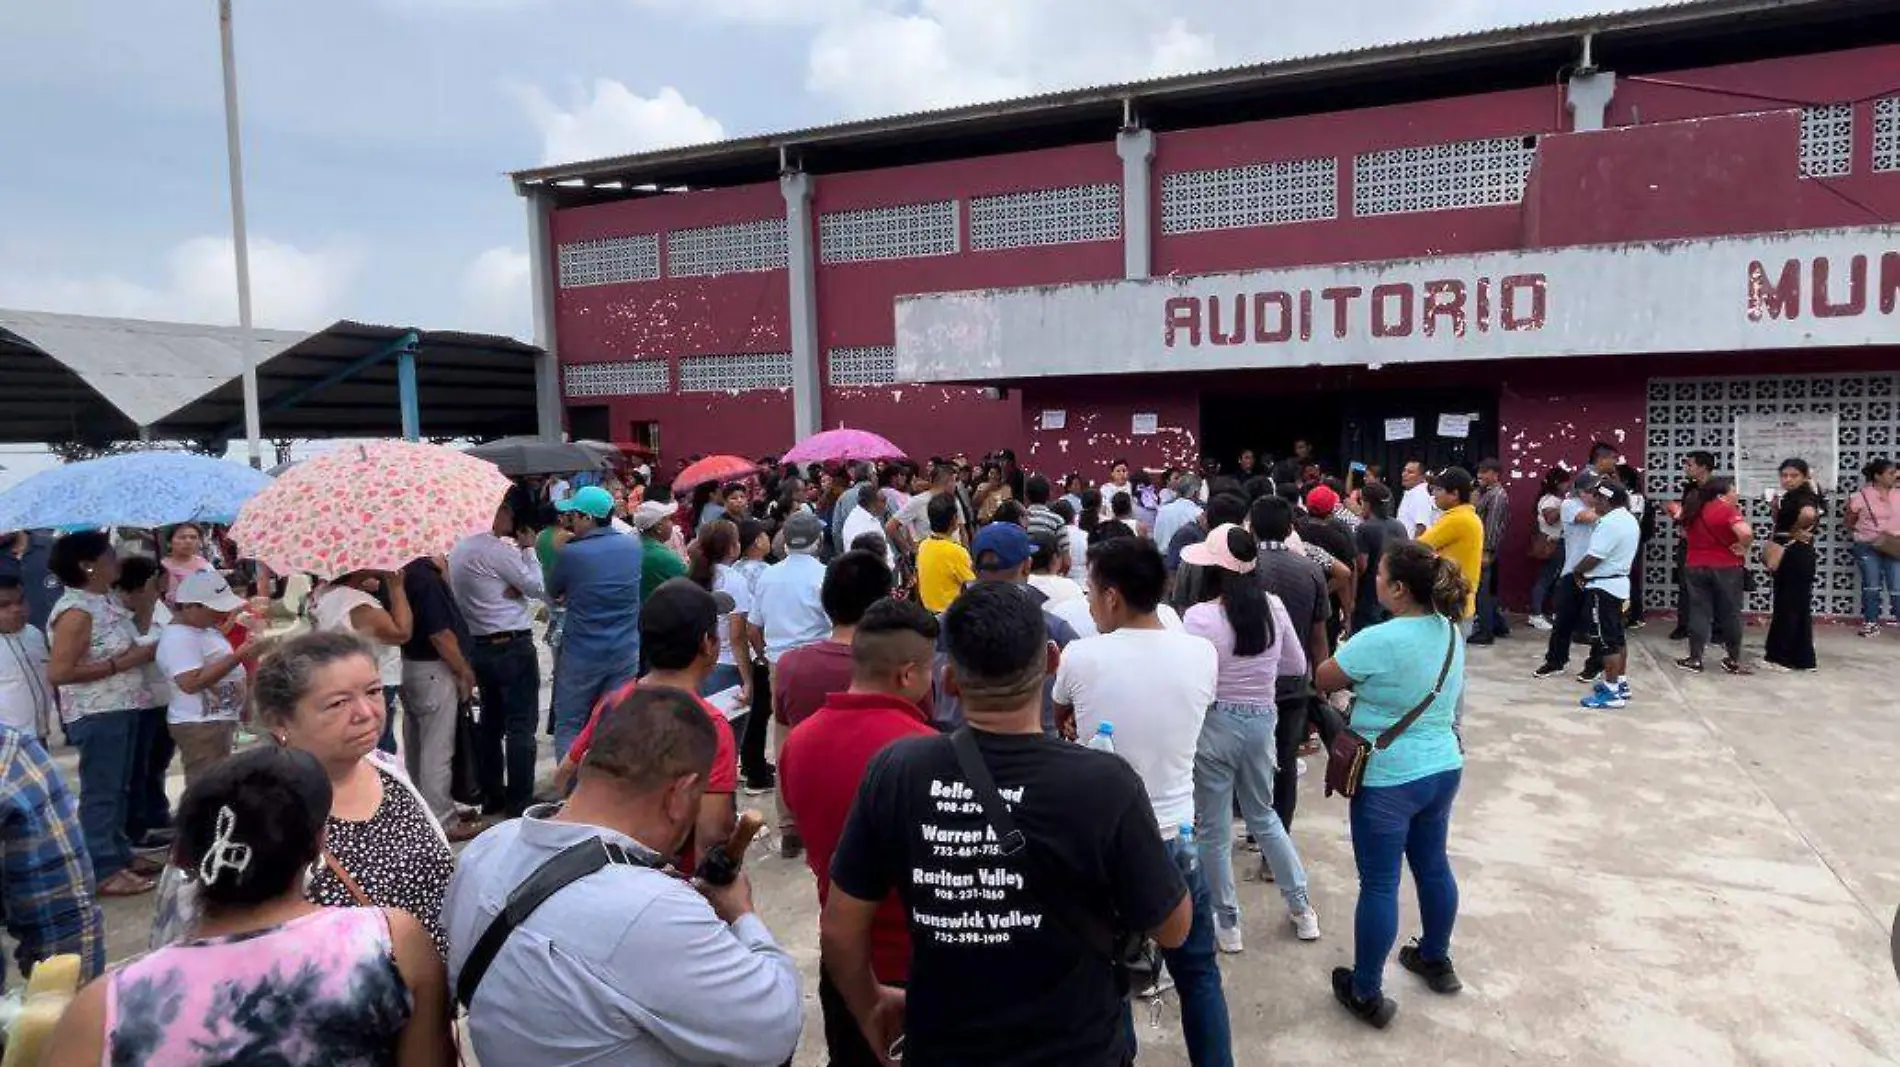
[
  {"left": 0, "top": 236, "right": 363, "bottom": 331},
  {"left": 807, "top": 9, "right": 1030, "bottom": 114},
  {"left": 512, "top": 80, "right": 726, "bottom": 165},
  {"left": 461, "top": 246, "right": 532, "bottom": 339},
  {"left": 1147, "top": 18, "right": 1219, "bottom": 78}
]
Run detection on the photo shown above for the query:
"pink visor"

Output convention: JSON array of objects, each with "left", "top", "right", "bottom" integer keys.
[{"left": 1180, "top": 523, "right": 1257, "bottom": 574}]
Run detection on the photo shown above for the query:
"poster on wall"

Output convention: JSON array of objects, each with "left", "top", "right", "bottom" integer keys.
[
  {"left": 1735, "top": 413, "right": 1839, "bottom": 497},
  {"left": 1384, "top": 417, "right": 1415, "bottom": 443},
  {"left": 1132, "top": 412, "right": 1158, "bottom": 436},
  {"left": 1041, "top": 409, "right": 1067, "bottom": 430},
  {"left": 1436, "top": 413, "right": 1473, "bottom": 439}
]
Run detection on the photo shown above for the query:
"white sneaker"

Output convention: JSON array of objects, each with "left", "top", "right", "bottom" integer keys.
[
  {"left": 1215, "top": 923, "right": 1244, "bottom": 954},
  {"left": 1290, "top": 908, "right": 1321, "bottom": 941},
  {"left": 1528, "top": 616, "right": 1554, "bottom": 632}
]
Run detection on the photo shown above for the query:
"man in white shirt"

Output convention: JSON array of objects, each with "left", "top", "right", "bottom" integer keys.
[
  {"left": 157, "top": 571, "right": 266, "bottom": 786},
  {"left": 448, "top": 504, "right": 547, "bottom": 819},
  {"left": 1396, "top": 459, "right": 1437, "bottom": 537},
  {"left": 840, "top": 483, "right": 895, "bottom": 567},
  {"left": 1575, "top": 481, "right": 1642, "bottom": 711},
  {"left": 1050, "top": 537, "right": 1231, "bottom": 1061},
  {"left": 0, "top": 577, "right": 53, "bottom": 738}
]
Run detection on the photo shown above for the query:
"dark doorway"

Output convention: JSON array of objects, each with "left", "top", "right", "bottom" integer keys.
[
  {"left": 568, "top": 404, "right": 610, "bottom": 442},
  {"left": 1200, "top": 383, "right": 1498, "bottom": 482}
]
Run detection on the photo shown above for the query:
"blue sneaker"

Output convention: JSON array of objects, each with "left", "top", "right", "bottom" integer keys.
[
  {"left": 1616, "top": 679, "right": 1632, "bottom": 702},
  {"left": 1580, "top": 682, "right": 1627, "bottom": 710}
]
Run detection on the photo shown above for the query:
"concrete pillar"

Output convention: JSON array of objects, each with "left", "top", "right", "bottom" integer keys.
[
  {"left": 523, "top": 187, "right": 564, "bottom": 441},
  {"left": 781, "top": 171, "right": 822, "bottom": 441},
  {"left": 1116, "top": 128, "right": 1157, "bottom": 280},
  {"left": 1567, "top": 71, "right": 1616, "bottom": 132}
]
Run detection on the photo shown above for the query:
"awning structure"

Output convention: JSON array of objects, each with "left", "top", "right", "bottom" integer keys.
[{"left": 0, "top": 309, "right": 542, "bottom": 447}]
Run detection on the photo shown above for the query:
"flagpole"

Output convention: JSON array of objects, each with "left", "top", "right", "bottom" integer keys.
[{"left": 219, "top": 0, "right": 263, "bottom": 469}]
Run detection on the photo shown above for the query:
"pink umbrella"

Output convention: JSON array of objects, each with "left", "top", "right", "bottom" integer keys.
[{"left": 782, "top": 428, "right": 907, "bottom": 466}]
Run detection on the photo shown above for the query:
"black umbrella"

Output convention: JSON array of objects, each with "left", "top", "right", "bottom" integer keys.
[{"left": 465, "top": 437, "right": 610, "bottom": 477}]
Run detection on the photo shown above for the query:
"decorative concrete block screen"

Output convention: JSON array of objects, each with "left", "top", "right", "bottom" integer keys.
[
  {"left": 969, "top": 184, "right": 1120, "bottom": 250},
  {"left": 564, "top": 360, "right": 669, "bottom": 398},
  {"left": 1874, "top": 97, "right": 1900, "bottom": 174},
  {"left": 557, "top": 234, "right": 661, "bottom": 288},
  {"left": 1161, "top": 157, "right": 1337, "bottom": 234},
  {"left": 667, "top": 218, "right": 788, "bottom": 277},
  {"left": 1799, "top": 104, "right": 1854, "bottom": 178},
  {"left": 1352, "top": 135, "right": 1534, "bottom": 217},
  {"left": 678, "top": 352, "right": 794, "bottom": 392},
  {"left": 827, "top": 345, "right": 896, "bottom": 386},
  {"left": 819, "top": 201, "right": 959, "bottom": 264},
  {"left": 1643, "top": 373, "right": 1899, "bottom": 617}
]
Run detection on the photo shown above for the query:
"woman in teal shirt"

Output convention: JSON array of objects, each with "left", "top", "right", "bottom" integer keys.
[{"left": 1316, "top": 539, "right": 1469, "bottom": 1028}]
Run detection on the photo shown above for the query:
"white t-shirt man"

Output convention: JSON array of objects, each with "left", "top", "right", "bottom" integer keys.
[
  {"left": 156, "top": 624, "right": 247, "bottom": 724},
  {"left": 712, "top": 564, "right": 754, "bottom": 668},
  {"left": 1398, "top": 482, "right": 1436, "bottom": 537},
  {"left": 1583, "top": 507, "right": 1641, "bottom": 600},
  {"left": 0, "top": 626, "right": 53, "bottom": 737},
  {"left": 840, "top": 504, "right": 897, "bottom": 568},
  {"left": 1051, "top": 627, "right": 1216, "bottom": 838}
]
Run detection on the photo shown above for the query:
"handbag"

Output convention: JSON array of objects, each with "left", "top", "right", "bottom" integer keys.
[
  {"left": 1863, "top": 490, "right": 1900, "bottom": 559},
  {"left": 948, "top": 728, "right": 1162, "bottom": 1000},
  {"left": 1529, "top": 532, "right": 1558, "bottom": 561},
  {"left": 1325, "top": 621, "right": 1457, "bottom": 800},
  {"left": 451, "top": 697, "right": 484, "bottom": 808}
]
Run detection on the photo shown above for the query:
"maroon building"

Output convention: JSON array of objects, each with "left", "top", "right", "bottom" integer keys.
[{"left": 511, "top": 0, "right": 1900, "bottom": 615}]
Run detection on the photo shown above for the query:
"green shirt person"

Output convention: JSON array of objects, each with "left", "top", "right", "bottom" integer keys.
[{"left": 630, "top": 501, "right": 686, "bottom": 602}]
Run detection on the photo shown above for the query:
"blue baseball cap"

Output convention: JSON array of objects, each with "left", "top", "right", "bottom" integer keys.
[
  {"left": 972, "top": 522, "right": 1033, "bottom": 572},
  {"left": 555, "top": 485, "right": 615, "bottom": 520}
]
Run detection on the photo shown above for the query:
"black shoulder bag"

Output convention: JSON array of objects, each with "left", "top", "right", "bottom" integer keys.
[
  {"left": 456, "top": 836, "right": 662, "bottom": 1010},
  {"left": 948, "top": 728, "right": 1162, "bottom": 1000}
]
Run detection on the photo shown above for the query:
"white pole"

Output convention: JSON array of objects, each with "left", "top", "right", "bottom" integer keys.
[{"left": 219, "top": 0, "right": 263, "bottom": 469}]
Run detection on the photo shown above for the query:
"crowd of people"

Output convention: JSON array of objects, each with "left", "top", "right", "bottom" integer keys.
[{"left": 1, "top": 435, "right": 1896, "bottom": 1066}]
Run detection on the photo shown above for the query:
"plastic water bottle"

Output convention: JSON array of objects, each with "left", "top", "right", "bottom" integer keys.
[
  {"left": 1086, "top": 722, "right": 1116, "bottom": 754},
  {"left": 1178, "top": 823, "right": 1195, "bottom": 845}
]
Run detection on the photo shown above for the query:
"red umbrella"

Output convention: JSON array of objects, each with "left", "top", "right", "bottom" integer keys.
[{"left": 674, "top": 454, "right": 760, "bottom": 490}]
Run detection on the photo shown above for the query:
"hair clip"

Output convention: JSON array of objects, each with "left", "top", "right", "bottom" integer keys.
[{"left": 198, "top": 805, "right": 254, "bottom": 888}]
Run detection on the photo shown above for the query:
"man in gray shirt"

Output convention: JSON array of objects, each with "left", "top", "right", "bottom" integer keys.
[
  {"left": 1248, "top": 495, "right": 1331, "bottom": 834},
  {"left": 444, "top": 686, "right": 802, "bottom": 1067}
]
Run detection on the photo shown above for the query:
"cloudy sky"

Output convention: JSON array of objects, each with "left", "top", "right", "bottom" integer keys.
[{"left": 0, "top": 0, "right": 1665, "bottom": 347}]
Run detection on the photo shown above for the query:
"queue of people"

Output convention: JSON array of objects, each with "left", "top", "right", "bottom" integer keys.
[{"left": 13, "top": 434, "right": 1899, "bottom": 1067}]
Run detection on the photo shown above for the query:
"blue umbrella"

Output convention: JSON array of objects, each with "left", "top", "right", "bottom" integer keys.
[{"left": 0, "top": 453, "right": 274, "bottom": 531}]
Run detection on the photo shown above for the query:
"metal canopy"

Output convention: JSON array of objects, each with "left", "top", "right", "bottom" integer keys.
[{"left": 0, "top": 310, "right": 542, "bottom": 446}]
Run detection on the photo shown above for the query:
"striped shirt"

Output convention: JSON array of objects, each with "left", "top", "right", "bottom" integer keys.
[{"left": 0, "top": 726, "right": 105, "bottom": 990}]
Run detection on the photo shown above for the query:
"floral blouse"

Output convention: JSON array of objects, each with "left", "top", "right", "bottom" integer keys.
[{"left": 48, "top": 588, "right": 145, "bottom": 720}]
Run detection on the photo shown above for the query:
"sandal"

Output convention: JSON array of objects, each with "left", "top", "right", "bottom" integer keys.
[
  {"left": 126, "top": 854, "right": 164, "bottom": 877},
  {"left": 99, "top": 869, "right": 156, "bottom": 897}
]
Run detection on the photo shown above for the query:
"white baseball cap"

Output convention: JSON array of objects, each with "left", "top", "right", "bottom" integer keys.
[{"left": 175, "top": 570, "right": 246, "bottom": 613}]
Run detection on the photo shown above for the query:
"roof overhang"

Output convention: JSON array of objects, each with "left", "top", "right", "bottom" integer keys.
[{"left": 510, "top": 0, "right": 1900, "bottom": 206}]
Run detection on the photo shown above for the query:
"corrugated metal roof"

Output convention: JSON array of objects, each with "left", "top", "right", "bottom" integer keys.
[
  {"left": 510, "top": 0, "right": 1870, "bottom": 190},
  {"left": 0, "top": 309, "right": 308, "bottom": 428}
]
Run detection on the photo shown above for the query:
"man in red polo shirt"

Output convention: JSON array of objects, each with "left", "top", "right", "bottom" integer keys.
[
  {"left": 779, "top": 597, "right": 939, "bottom": 1067},
  {"left": 560, "top": 578, "right": 738, "bottom": 867}
]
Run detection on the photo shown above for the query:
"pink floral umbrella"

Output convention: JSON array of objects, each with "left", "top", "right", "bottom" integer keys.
[
  {"left": 230, "top": 440, "right": 512, "bottom": 579},
  {"left": 782, "top": 428, "right": 907, "bottom": 466}
]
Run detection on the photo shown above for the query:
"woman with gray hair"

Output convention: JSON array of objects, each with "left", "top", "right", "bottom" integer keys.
[{"left": 152, "top": 631, "right": 455, "bottom": 956}]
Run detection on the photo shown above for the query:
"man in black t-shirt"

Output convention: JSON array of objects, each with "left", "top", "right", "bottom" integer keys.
[
  {"left": 1249, "top": 496, "right": 1332, "bottom": 834},
  {"left": 824, "top": 582, "right": 1190, "bottom": 1067}
]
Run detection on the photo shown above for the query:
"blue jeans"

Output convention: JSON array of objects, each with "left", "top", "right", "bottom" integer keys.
[
  {"left": 471, "top": 635, "right": 543, "bottom": 817},
  {"left": 1350, "top": 768, "right": 1461, "bottom": 999},
  {"left": 1193, "top": 702, "right": 1309, "bottom": 929},
  {"left": 1124, "top": 836, "right": 1232, "bottom": 1067},
  {"left": 699, "top": 663, "right": 742, "bottom": 698},
  {"left": 1529, "top": 551, "right": 1564, "bottom": 619},
  {"left": 127, "top": 706, "right": 173, "bottom": 842},
  {"left": 68, "top": 710, "right": 139, "bottom": 880},
  {"left": 1852, "top": 541, "right": 1900, "bottom": 625},
  {"left": 551, "top": 648, "right": 639, "bottom": 762},
  {"left": 378, "top": 685, "right": 401, "bottom": 755}
]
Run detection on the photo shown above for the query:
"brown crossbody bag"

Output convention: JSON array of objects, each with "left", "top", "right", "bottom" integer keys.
[{"left": 1325, "top": 621, "right": 1457, "bottom": 799}]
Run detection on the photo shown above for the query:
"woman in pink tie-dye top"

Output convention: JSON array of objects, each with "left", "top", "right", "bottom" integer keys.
[{"left": 45, "top": 746, "right": 452, "bottom": 1067}]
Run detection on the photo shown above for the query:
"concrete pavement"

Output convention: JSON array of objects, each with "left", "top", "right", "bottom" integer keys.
[{"left": 72, "top": 624, "right": 1900, "bottom": 1065}]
